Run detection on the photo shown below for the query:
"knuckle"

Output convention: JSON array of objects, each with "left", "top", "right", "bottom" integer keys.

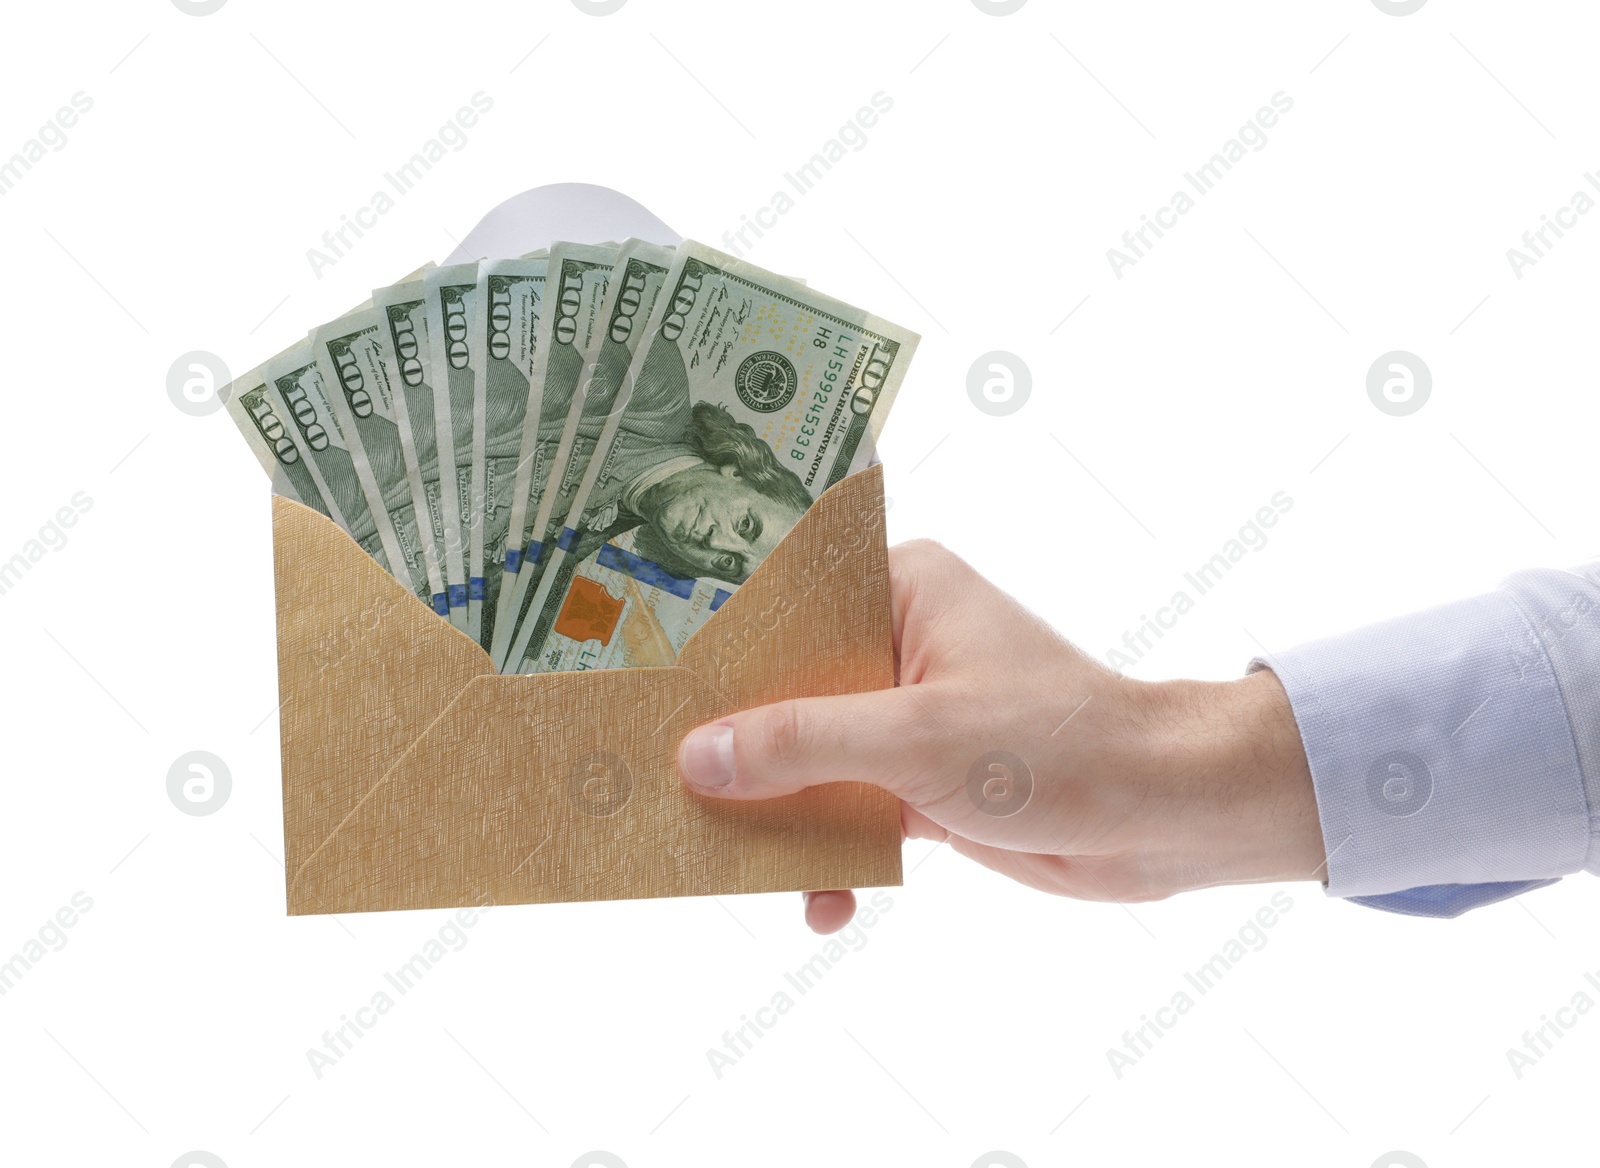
[
  {"left": 888, "top": 540, "right": 978, "bottom": 637},
  {"left": 876, "top": 692, "right": 953, "bottom": 795},
  {"left": 752, "top": 701, "right": 810, "bottom": 773},
  {"left": 890, "top": 688, "right": 946, "bottom": 745},
  {"left": 894, "top": 537, "right": 951, "bottom": 567},
  {"left": 891, "top": 538, "right": 971, "bottom": 583}
]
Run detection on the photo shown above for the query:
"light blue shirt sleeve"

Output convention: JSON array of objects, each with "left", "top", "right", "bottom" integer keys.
[{"left": 1246, "top": 559, "right": 1600, "bottom": 918}]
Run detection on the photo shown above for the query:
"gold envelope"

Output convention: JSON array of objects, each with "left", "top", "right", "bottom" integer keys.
[{"left": 273, "top": 462, "right": 904, "bottom": 914}]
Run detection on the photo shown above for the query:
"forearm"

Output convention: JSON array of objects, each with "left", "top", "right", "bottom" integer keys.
[{"left": 1130, "top": 670, "right": 1324, "bottom": 894}]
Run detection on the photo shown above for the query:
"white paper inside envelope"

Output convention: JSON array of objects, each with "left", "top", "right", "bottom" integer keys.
[{"left": 441, "top": 182, "right": 681, "bottom": 263}]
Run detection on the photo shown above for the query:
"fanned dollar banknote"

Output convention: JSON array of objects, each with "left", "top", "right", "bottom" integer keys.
[
  {"left": 372, "top": 275, "right": 450, "bottom": 616},
  {"left": 261, "top": 341, "right": 391, "bottom": 572},
  {"left": 494, "top": 239, "right": 684, "bottom": 671},
  {"left": 423, "top": 262, "right": 481, "bottom": 633},
  {"left": 473, "top": 252, "right": 552, "bottom": 654},
  {"left": 311, "top": 307, "right": 433, "bottom": 607},
  {"left": 225, "top": 237, "right": 918, "bottom": 676},
  {"left": 502, "top": 240, "right": 917, "bottom": 674},
  {"left": 489, "top": 240, "right": 625, "bottom": 669}
]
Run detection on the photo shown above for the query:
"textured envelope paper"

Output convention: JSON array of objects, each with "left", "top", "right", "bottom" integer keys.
[{"left": 274, "top": 463, "right": 904, "bottom": 914}]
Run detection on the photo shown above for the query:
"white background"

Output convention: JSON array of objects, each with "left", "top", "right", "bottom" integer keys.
[{"left": 1, "top": 1, "right": 1596, "bottom": 1165}]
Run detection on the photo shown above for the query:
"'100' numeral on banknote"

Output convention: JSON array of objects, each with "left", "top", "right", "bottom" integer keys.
[
  {"left": 223, "top": 238, "right": 919, "bottom": 679},
  {"left": 503, "top": 240, "right": 918, "bottom": 674}
]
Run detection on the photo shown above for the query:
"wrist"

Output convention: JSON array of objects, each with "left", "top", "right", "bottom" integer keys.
[{"left": 1134, "top": 669, "right": 1325, "bottom": 892}]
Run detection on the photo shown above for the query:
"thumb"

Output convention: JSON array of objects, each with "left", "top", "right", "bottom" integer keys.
[{"left": 677, "top": 688, "right": 926, "bottom": 800}]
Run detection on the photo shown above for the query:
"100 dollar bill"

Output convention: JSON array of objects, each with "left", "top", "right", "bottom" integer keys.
[
  {"left": 225, "top": 279, "right": 414, "bottom": 548},
  {"left": 372, "top": 276, "right": 451, "bottom": 615},
  {"left": 496, "top": 239, "right": 677, "bottom": 670},
  {"left": 225, "top": 364, "right": 338, "bottom": 520},
  {"left": 489, "top": 241, "right": 624, "bottom": 669},
  {"left": 262, "top": 342, "right": 390, "bottom": 571},
  {"left": 311, "top": 307, "right": 433, "bottom": 606},
  {"left": 471, "top": 254, "right": 551, "bottom": 653},
  {"left": 423, "top": 263, "right": 480, "bottom": 632},
  {"left": 507, "top": 239, "right": 918, "bottom": 673}
]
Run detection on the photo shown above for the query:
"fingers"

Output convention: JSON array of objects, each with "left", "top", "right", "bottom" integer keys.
[
  {"left": 677, "top": 687, "right": 930, "bottom": 801},
  {"left": 901, "top": 803, "right": 948, "bottom": 842},
  {"left": 884, "top": 538, "right": 969, "bottom": 683},
  {"left": 801, "top": 889, "right": 856, "bottom": 934}
]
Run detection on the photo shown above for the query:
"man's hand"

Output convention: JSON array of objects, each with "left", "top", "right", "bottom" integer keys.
[{"left": 676, "top": 539, "right": 1326, "bottom": 934}]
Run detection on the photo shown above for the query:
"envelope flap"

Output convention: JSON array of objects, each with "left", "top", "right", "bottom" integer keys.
[
  {"left": 677, "top": 463, "right": 894, "bottom": 717},
  {"left": 272, "top": 494, "right": 493, "bottom": 890},
  {"left": 287, "top": 662, "right": 902, "bottom": 912},
  {"left": 273, "top": 463, "right": 904, "bottom": 915}
]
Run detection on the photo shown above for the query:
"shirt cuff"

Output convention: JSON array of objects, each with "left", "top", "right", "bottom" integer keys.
[
  {"left": 1497, "top": 561, "right": 1600, "bottom": 874},
  {"left": 1347, "top": 879, "right": 1561, "bottom": 919},
  {"left": 1246, "top": 590, "right": 1590, "bottom": 900}
]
